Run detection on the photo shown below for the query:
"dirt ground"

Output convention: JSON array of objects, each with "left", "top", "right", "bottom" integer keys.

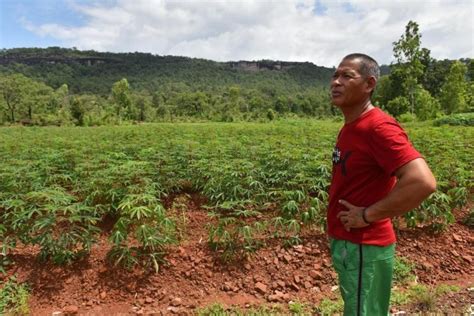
[{"left": 2, "top": 194, "right": 473, "bottom": 315}]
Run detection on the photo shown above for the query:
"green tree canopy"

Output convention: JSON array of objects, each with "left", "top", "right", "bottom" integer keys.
[
  {"left": 439, "top": 61, "right": 469, "bottom": 114},
  {"left": 391, "top": 20, "right": 430, "bottom": 114},
  {"left": 111, "top": 78, "right": 132, "bottom": 119}
]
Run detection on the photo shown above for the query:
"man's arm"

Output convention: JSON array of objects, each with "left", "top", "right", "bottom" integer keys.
[{"left": 337, "top": 158, "right": 436, "bottom": 231}]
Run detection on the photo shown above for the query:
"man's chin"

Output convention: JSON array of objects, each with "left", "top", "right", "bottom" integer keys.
[{"left": 330, "top": 99, "right": 343, "bottom": 107}]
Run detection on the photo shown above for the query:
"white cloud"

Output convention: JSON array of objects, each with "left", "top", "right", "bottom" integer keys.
[{"left": 22, "top": 0, "right": 473, "bottom": 66}]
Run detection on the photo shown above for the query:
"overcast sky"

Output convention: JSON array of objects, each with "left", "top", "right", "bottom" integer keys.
[{"left": 1, "top": 0, "right": 472, "bottom": 67}]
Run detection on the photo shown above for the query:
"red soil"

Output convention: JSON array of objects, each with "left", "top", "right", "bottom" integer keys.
[{"left": 2, "top": 194, "right": 473, "bottom": 315}]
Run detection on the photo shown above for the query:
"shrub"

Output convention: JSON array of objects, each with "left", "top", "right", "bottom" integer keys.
[
  {"left": 463, "top": 209, "right": 474, "bottom": 227},
  {"left": 398, "top": 112, "right": 417, "bottom": 123},
  {"left": 267, "top": 109, "right": 276, "bottom": 121},
  {"left": 207, "top": 208, "right": 265, "bottom": 262},
  {"left": 108, "top": 193, "right": 176, "bottom": 272},
  {"left": 407, "top": 284, "right": 460, "bottom": 312},
  {"left": 433, "top": 113, "right": 474, "bottom": 126},
  {"left": 404, "top": 192, "right": 455, "bottom": 233},
  {"left": 386, "top": 96, "right": 410, "bottom": 117}
]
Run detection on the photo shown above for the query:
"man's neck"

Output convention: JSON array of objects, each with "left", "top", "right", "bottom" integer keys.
[{"left": 341, "top": 99, "right": 374, "bottom": 123}]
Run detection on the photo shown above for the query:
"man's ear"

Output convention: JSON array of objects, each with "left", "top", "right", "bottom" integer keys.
[{"left": 366, "top": 76, "right": 377, "bottom": 94}]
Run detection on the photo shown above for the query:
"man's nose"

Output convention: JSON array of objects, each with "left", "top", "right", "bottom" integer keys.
[{"left": 331, "top": 76, "right": 341, "bottom": 87}]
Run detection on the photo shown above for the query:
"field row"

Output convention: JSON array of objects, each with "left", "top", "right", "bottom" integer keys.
[{"left": 0, "top": 121, "right": 472, "bottom": 272}]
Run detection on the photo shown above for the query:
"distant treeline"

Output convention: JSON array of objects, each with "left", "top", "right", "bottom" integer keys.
[
  {"left": 0, "top": 21, "right": 472, "bottom": 125},
  {"left": 0, "top": 47, "right": 337, "bottom": 95},
  {"left": 0, "top": 47, "right": 338, "bottom": 125}
]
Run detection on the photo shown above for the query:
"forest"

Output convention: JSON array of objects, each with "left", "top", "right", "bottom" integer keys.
[{"left": 0, "top": 21, "right": 472, "bottom": 126}]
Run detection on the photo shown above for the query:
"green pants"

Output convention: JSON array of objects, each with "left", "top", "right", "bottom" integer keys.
[{"left": 330, "top": 238, "right": 395, "bottom": 316}]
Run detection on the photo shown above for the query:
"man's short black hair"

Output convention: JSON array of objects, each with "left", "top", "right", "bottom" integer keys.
[{"left": 342, "top": 53, "right": 380, "bottom": 81}]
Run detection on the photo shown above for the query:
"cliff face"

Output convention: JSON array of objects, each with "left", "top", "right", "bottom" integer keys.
[
  {"left": 228, "top": 61, "right": 306, "bottom": 72},
  {"left": 1, "top": 54, "right": 310, "bottom": 72},
  {"left": 0, "top": 48, "right": 317, "bottom": 71},
  {"left": 0, "top": 56, "right": 117, "bottom": 66}
]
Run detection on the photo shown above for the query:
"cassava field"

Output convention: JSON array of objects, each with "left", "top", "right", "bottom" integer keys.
[{"left": 0, "top": 120, "right": 473, "bottom": 315}]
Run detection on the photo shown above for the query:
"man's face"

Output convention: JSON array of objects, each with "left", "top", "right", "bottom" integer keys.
[{"left": 330, "top": 58, "right": 370, "bottom": 108}]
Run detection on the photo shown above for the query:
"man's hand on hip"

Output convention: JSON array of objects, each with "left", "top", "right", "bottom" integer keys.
[{"left": 337, "top": 199, "right": 370, "bottom": 232}]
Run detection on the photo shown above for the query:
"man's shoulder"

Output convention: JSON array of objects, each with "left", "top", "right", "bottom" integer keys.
[
  {"left": 369, "top": 107, "right": 397, "bottom": 122},
  {"left": 364, "top": 107, "right": 401, "bottom": 130},
  {"left": 342, "top": 107, "right": 404, "bottom": 138}
]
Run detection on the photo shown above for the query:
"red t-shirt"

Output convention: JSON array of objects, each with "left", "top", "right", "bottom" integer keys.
[{"left": 327, "top": 107, "right": 422, "bottom": 246}]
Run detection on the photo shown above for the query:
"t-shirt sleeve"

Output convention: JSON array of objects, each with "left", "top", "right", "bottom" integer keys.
[{"left": 369, "top": 121, "right": 422, "bottom": 175}]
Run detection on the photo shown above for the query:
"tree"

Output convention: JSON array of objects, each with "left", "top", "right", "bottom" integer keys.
[
  {"left": 132, "top": 92, "right": 155, "bottom": 122},
  {"left": 392, "top": 21, "right": 429, "bottom": 114},
  {"left": 267, "top": 108, "right": 276, "bottom": 121},
  {"left": 413, "top": 86, "right": 440, "bottom": 120},
  {"left": 23, "top": 80, "right": 54, "bottom": 120},
  {"left": 0, "top": 74, "right": 54, "bottom": 123},
  {"left": 0, "top": 74, "right": 29, "bottom": 122},
  {"left": 135, "top": 95, "right": 147, "bottom": 122},
  {"left": 274, "top": 96, "right": 287, "bottom": 113},
  {"left": 373, "top": 75, "right": 395, "bottom": 108},
  {"left": 466, "top": 59, "right": 473, "bottom": 81},
  {"left": 48, "top": 84, "right": 69, "bottom": 112},
  {"left": 219, "top": 86, "right": 243, "bottom": 121},
  {"left": 70, "top": 97, "right": 86, "bottom": 126},
  {"left": 111, "top": 78, "right": 132, "bottom": 118},
  {"left": 467, "top": 82, "right": 474, "bottom": 112},
  {"left": 386, "top": 96, "right": 410, "bottom": 118},
  {"left": 422, "top": 59, "right": 452, "bottom": 97},
  {"left": 439, "top": 61, "right": 469, "bottom": 114},
  {"left": 466, "top": 59, "right": 474, "bottom": 112}
]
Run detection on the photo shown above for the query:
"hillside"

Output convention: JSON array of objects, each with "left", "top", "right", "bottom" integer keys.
[{"left": 0, "top": 47, "right": 340, "bottom": 95}]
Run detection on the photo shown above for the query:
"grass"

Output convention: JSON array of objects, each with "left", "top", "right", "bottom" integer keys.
[
  {"left": 288, "top": 300, "right": 311, "bottom": 315},
  {"left": 196, "top": 303, "right": 283, "bottom": 315},
  {"left": 392, "top": 256, "right": 416, "bottom": 285},
  {"left": 0, "top": 275, "right": 30, "bottom": 315},
  {"left": 196, "top": 301, "right": 326, "bottom": 315},
  {"left": 197, "top": 283, "right": 463, "bottom": 315},
  {"left": 168, "top": 194, "right": 193, "bottom": 241},
  {"left": 391, "top": 283, "right": 461, "bottom": 313},
  {"left": 315, "top": 298, "right": 344, "bottom": 315}
]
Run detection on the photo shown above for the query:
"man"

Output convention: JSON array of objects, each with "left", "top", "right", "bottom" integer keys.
[{"left": 327, "top": 53, "right": 436, "bottom": 316}]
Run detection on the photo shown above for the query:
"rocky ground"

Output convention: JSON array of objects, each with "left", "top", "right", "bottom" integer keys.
[{"left": 2, "top": 194, "right": 473, "bottom": 315}]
